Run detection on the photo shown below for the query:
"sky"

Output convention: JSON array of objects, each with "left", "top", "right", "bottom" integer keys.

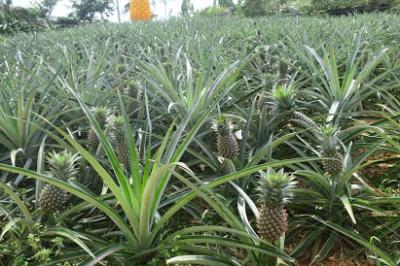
[{"left": 13, "top": 0, "right": 214, "bottom": 22}]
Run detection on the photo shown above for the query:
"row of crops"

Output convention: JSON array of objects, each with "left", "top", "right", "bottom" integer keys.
[{"left": 0, "top": 14, "right": 400, "bottom": 265}]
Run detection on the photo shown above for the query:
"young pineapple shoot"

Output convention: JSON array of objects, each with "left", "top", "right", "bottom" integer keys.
[
  {"left": 319, "top": 125, "right": 343, "bottom": 176},
  {"left": 109, "top": 115, "right": 129, "bottom": 169},
  {"left": 212, "top": 116, "right": 239, "bottom": 159},
  {"left": 39, "top": 151, "right": 80, "bottom": 213},
  {"left": 257, "top": 168, "right": 296, "bottom": 242},
  {"left": 87, "top": 107, "right": 109, "bottom": 151}
]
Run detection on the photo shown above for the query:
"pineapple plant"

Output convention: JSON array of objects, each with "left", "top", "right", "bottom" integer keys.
[
  {"left": 130, "top": 0, "right": 152, "bottom": 21},
  {"left": 256, "top": 168, "right": 296, "bottom": 241},
  {"left": 212, "top": 116, "right": 239, "bottom": 159},
  {"left": 319, "top": 125, "right": 344, "bottom": 176},
  {"left": 39, "top": 151, "right": 80, "bottom": 213},
  {"left": 87, "top": 107, "right": 109, "bottom": 151},
  {"left": 108, "top": 115, "right": 129, "bottom": 169},
  {"left": 245, "top": 43, "right": 285, "bottom": 92}
]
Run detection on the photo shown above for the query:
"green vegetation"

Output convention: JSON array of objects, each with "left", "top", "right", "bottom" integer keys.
[
  {"left": 0, "top": 14, "right": 400, "bottom": 265},
  {"left": 0, "top": 3, "right": 46, "bottom": 35},
  {"left": 214, "top": 0, "right": 400, "bottom": 16},
  {"left": 70, "top": 0, "right": 114, "bottom": 22},
  {"left": 2, "top": 0, "right": 400, "bottom": 35}
]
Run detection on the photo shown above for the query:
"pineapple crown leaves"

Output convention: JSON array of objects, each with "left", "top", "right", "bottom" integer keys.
[
  {"left": 107, "top": 115, "right": 127, "bottom": 142},
  {"left": 211, "top": 115, "right": 234, "bottom": 136},
  {"left": 211, "top": 114, "right": 245, "bottom": 136},
  {"left": 257, "top": 168, "right": 296, "bottom": 205},
  {"left": 254, "top": 43, "right": 284, "bottom": 57},
  {"left": 253, "top": 45, "right": 269, "bottom": 58},
  {"left": 321, "top": 124, "right": 337, "bottom": 136},
  {"left": 90, "top": 106, "right": 110, "bottom": 128},
  {"left": 46, "top": 151, "right": 81, "bottom": 180},
  {"left": 271, "top": 82, "right": 297, "bottom": 112},
  {"left": 108, "top": 115, "right": 124, "bottom": 129},
  {"left": 126, "top": 80, "right": 143, "bottom": 98},
  {"left": 319, "top": 124, "right": 341, "bottom": 153}
]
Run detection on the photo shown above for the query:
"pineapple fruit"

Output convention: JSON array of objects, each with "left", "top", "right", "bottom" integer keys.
[
  {"left": 108, "top": 115, "right": 129, "bottom": 169},
  {"left": 290, "top": 111, "right": 317, "bottom": 129},
  {"left": 87, "top": 107, "right": 109, "bottom": 151},
  {"left": 257, "top": 168, "right": 296, "bottom": 241},
  {"left": 256, "top": 91, "right": 269, "bottom": 111},
  {"left": 278, "top": 59, "right": 288, "bottom": 84},
  {"left": 39, "top": 151, "right": 80, "bottom": 213},
  {"left": 212, "top": 116, "right": 239, "bottom": 159},
  {"left": 126, "top": 81, "right": 142, "bottom": 116},
  {"left": 130, "top": 0, "right": 152, "bottom": 21},
  {"left": 39, "top": 185, "right": 68, "bottom": 213},
  {"left": 319, "top": 125, "right": 343, "bottom": 176}
]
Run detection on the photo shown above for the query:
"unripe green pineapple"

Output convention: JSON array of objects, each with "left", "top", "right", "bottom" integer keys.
[
  {"left": 87, "top": 107, "right": 109, "bottom": 151},
  {"left": 126, "top": 81, "right": 142, "bottom": 116},
  {"left": 290, "top": 111, "right": 317, "bottom": 129},
  {"left": 108, "top": 115, "right": 129, "bottom": 169},
  {"left": 256, "top": 91, "right": 270, "bottom": 111},
  {"left": 212, "top": 116, "right": 239, "bottom": 159},
  {"left": 319, "top": 125, "right": 343, "bottom": 176},
  {"left": 39, "top": 151, "right": 80, "bottom": 213},
  {"left": 39, "top": 185, "right": 68, "bottom": 213},
  {"left": 278, "top": 60, "right": 288, "bottom": 84},
  {"left": 257, "top": 168, "right": 296, "bottom": 241}
]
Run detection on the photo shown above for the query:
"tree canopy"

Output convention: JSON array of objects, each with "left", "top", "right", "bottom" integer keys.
[{"left": 70, "top": 0, "right": 113, "bottom": 22}]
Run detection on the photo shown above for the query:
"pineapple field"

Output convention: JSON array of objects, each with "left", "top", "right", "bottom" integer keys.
[{"left": 0, "top": 14, "right": 400, "bottom": 265}]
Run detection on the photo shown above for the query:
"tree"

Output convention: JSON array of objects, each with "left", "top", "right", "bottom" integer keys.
[
  {"left": 39, "top": 0, "right": 58, "bottom": 18},
  {"left": 219, "top": 0, "right": 235, "bottom": 8},
  {"left": 307, "top": 0, "right": 397, "bottom": 14},
  {"left": 242, "top": 0, "right": 267, "bottom": 16},
  {"left": 181, "top": 0, "right": 193, "bottom": 16},
  {"left": 265, "top": 0, "right": 287, "bottom": 14},
  {"left": 71, "top": 0, "right": 113, "bottom": 22},
  {"left": 239, "top": 0, "right": 307, "bottom": 16}
]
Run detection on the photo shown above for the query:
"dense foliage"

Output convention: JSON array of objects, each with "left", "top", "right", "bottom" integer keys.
[
  {"left": 305, "top": 0, "right": 400, "bottom": 14},
  {"left": 239, "top": 0, "right": 400, "bottom": 16},
  {"left": 0, "top": 14, "right": 400, "bottom": 265},
  {"left": 70, "top": 0, "right": 114, "bottom": 22},
  {"left": 0, "top": 4, "right": 46, "bottom": 35}
]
